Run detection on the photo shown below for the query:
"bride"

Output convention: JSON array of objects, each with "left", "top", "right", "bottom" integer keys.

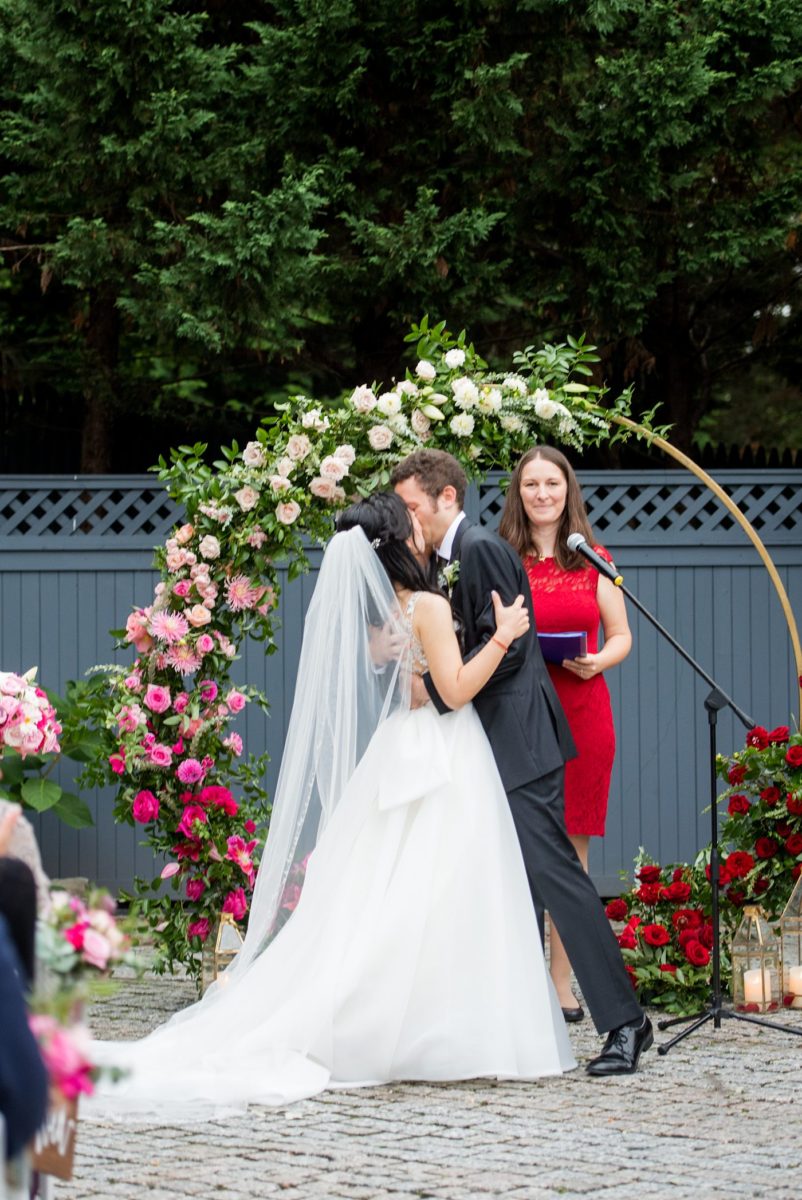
[{"left": 88, "top": 492, "right": 575, "bottom": 1119}]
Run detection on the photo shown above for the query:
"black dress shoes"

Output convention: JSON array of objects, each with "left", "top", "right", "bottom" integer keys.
[
  {"left": 585, "top": 1015, "right": 654, "bottom": 1076},
  {"left": 561, "top": 1005, "right": 585, "bottom": 1023}
]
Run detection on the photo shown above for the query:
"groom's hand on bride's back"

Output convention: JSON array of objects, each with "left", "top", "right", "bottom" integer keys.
[{"left": 410, "top": 674, "right": 431, "bottom": 709}]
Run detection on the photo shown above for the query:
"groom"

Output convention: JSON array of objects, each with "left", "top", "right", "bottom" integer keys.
[{"left": 391, "top": 449, "right": 653, "bottom": 1076}]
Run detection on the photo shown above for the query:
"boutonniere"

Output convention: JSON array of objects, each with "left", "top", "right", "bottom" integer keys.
[{"left": 437, "top": 558, "right": 460, "bottom": 597}]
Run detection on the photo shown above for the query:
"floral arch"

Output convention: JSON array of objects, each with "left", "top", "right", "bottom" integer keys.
[{"left": 79, "top": 317, "right": 800, "bottom": 979}]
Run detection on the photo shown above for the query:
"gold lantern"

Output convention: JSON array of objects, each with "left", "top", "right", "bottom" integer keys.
[
  {"left": 778, "top": 874, "right": 802, "bottom": 1010},
  {"left": 201, "top": 912, "right": 244, "bottom": 993},
  {"left": 730, "top": 905, "right": 781, "bottom": 1013}
]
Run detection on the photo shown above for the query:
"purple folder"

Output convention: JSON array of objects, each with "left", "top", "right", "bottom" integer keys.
[{"left": 537, "top": 631, "right": 588, "bottom": 664}]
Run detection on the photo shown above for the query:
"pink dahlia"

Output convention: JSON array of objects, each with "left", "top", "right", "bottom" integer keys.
[{"left": 150, "top": 610, "right": 190, "bottom": 644}]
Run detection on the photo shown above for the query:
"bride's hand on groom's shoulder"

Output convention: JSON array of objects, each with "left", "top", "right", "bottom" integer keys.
[{"left": 491, "top": 591, "right": 530, "bottom": 648}]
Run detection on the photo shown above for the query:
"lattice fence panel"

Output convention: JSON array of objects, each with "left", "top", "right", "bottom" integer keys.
[{"left": 0, "top": 483, "right": 181, "bottom": 540}]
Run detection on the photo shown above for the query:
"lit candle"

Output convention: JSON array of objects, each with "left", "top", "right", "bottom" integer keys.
[
  {"left": 743, "top": 967, "right": 772, "bottom": 1005},
  {"left": 788, "top": 965, "right": 802, "bottom": 1007}
]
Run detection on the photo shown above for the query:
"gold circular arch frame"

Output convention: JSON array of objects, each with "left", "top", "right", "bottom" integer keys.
[{"left": 612, "top": 414, "right": 802, "bottom": 721}]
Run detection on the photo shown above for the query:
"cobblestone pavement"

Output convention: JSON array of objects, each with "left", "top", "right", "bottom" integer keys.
[{"left": 58, "top": 970, "right": 802, "bottom": 1200}]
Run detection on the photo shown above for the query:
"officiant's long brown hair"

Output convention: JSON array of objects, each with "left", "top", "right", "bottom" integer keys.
[{"left": 499, "top": 446, "right": 596, "bottom": 572}]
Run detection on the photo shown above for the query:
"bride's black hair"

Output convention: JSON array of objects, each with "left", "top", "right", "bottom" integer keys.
[{"left": 335, "top": 492, "right": 440, "bottom": 595}]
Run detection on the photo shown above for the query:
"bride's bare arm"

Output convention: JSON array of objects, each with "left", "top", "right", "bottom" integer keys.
[{"left": 413, "top": 592, "right": 528, "bottom": 710}]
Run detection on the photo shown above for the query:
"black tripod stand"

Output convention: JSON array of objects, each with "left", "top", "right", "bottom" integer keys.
[{"left": 611, "top": 575, "right": 802, "bottom": 1054}]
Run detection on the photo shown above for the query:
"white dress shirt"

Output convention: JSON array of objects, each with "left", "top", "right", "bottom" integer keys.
[{"left": 436, "top": 511, "right": 466, "bottom": 563}]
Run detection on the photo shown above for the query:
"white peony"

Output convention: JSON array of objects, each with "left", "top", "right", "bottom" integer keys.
[
  {"left": 478, "top": 387, "right": 502, "bottom": 414},
  {"left": 242, "top": 441, "right": 266, "bottom": 468},
  {"left": 503, "top": 375, "right": 528, "bottom": 396},
  {"left": 452, "top": 377, "right": 479, "bottom": 409},
  {"left": 334, "top": 443, "right": 356, "bottom": 465},
  {"left": 234, "top": 485, "right": 260, "bottom": 512},
  {"left": 534, "top": 390, "right": 558, "bottom": 420},
  {"left": 449, "top": 412, "right": 475, "bottom": 437},
  {"left": 444, "top": 348, "right": 466, "bottom": 369},
  {"left": 415, "top": 360, "right": 437, "bottom": 382},
  {"left": 350, "top": 385, "right": 377, "bottom": 414},
  {"left": 319, "top": 455, "right": 348, "bottom": 481},
  {"left": 368, "top": 425, "right": 394, "bottom": 451},
  {"left": 500, "top": 414, "right": 525, "bottom": 433},
  {"left": 397, "top": 380, "right": 419, "bottom": 396},
  {"left": 377, "top": 391, "right": 402, "bottom": 416},
  {"left": 411, "top": 409, "right": 431, "bottom": 435}
]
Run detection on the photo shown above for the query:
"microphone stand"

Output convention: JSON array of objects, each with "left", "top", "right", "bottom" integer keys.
[{"left": 589, "top": 559, "right": 802, "bottom": 1053}]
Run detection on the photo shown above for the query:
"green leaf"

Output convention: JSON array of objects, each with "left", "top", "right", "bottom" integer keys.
[
  {"left": 21, "top": 778, "right": 63, "bottom": 812},
  {"left": 51, "top": 791, "right": 95, "bottom": 829}
]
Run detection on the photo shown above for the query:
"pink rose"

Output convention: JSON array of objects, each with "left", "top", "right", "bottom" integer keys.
[
  {"left": 270, "top": 475, "right": 292, "bottom": 494},
  {"left": 187, "top": 918, "right": 210, "bottom": 943},
  {"left": 309, "top": 477, "right": 337, "bottom": 500},
  {"left": 244, "top": 819, "right": 257, "bottom": 834},
  {"left": 197, "top": 633, "right": 214, "bottom": 654},
  {"left": 285, "top": 434, "right": 312, "bottom": 461},
  {"left": 144, "top": 684, "right": 171, "bottom": 713},
  {"left": 174, "top": 523, "right": 195, "bottom": 545},
  {"left": 132, "top": 790, "right": 160, "bottom": 823},
  {"left": 124, "top": 673, "right": 142, "bottom": 692},
  {"left": 200, "top": 680, "right": 218, "bottom": 703},
  {"left": 319, "top": 455, "right": 347, "bottom": 481},
  {"left": 176, "top": 758, "right": 204, "bottom": 784},
  {"left": 185, "top": 878, "right": 206, "bottom": 901},
  {"left": 222, "top": 887, "right": 248, "bottom": 921},
  {"left": 148, "top": 743, "right": 173, "bottom": 767},
  {"left": 276, "top": 500, "right": 301, "bottom": 525},
  {"left": 109, "top": 751, "right": 126, "bottom": 776},
  {"left": 173, "top": 692, "right": 190, "bottom": 714},
  {"left": 223, "top": 732, "right": 243, "bottom": 756},
  {"left": 82, "top": 928, "right": 111, "bottom": 970},
  {"left": 186, "top": 604, "right": 212, "bottom": 627},
  {"left": 172, "top": 580, "right": 191, "bottom": 598},
  {"left": 367, "top": 425, "right": 393, "bottom": 451},
  {"left": 226, "top": 690, "right": 247, "bottom": 714},
  {"left": 117, "top": 704, "right": 144, "bottom": 733},
  {"left": 234, "top": 485, "right": 259, "bottom": 512}
]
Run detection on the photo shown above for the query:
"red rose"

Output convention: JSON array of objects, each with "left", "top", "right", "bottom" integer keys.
[
  {"left": 728, "top": 794, "right": 751, "bottom": 816},
  {"left": 782, "top": 830, "right": 802, "bottom": 859},
  {"left": 760, "top": 787, "right": 781, "bottom": 807},
  {"left": 727, "top": 764, "right": 748, "bottom": 785},
  {"left": 776, "top": 822, "right": 792, "bottom": 838},
  {"left": 786, "top": 745, "right": 802, "bottom": 768},
  {"left": 672, "top": 868, "right": 686, "bottom": 882},
  {"left": 642, "top": 923, "right": 671, "bottom": 947},
  {"left": 618, "top": 928, "right": 637, "bottom": 950},
  {"left": 626, "top": 915, "right": 642, "bottom": 929},
  {"left": 746, "top": 726, "right": 769, "bottom": 750},
  {"left": 659, "top": 963, "right": 678, "bottom": 974},
  {"left": 753, "top": 874, "right": 770, "bottom": 894},
  {"left": 787, "top": 793, "right": 802, "bottom": 816},
  {"left": 637, "top": 865, "right": 662, "bottom": 884},
  {"left": 678, "top": 928, "right": 699, "bottom": 949},
  {"left": 707, "top": 860, "right": 732, "bottom": 885},
  {"left": 661, "top": 881, "right": 692, "bottom": 903},
  {"left": 672, "top": 908, "right": 704, "bottom": 930},
  {"left": 625, "top": 965, "right": 638, "bottom": 989},
  {"left": 793, "top": 863, "right": 802, "bottom": 880},
  {"left": 755, "top": 837, "right": 779, "bottom": 859},
  {"left": 605, "top": 898, "right": 629, "bottom": 921},
  {"left": 725, "top": 851, "right": 755, "bottom": 879},
  {"left": 635, "top": 883, "right": 662, "bottom": 905},
  {"left": 699, "top": 923, "right": 714, "bottom": 949},
  {"left": 685, "top": 940, "right": 711, "bottom": 967},
  {"left": 726, "top": 888, "right": 746, "bottom": 906},
  {"left": 768, "top": 726, "right": 790, "bottom": 744}
]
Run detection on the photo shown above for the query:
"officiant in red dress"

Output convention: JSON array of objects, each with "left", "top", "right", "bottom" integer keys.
[{"left": 499, "top": 446, "right": 632, "bottom": 1020}]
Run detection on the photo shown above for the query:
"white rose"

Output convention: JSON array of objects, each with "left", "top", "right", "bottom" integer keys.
[
  {"left": 275, "top": 456, "right": 295, "bottom": 477},
  {"left": 415, "top": 360, "right": 437, "bottom": 382},
  {"left": 503, "top": 375, "right": 528, "bottom": 396},
  {"left": 234, "top": 485, "right": 260, "bottom": 512},
  {"left": 452, "top": 377, "right": 479, "bottom": 409},
  {"left": 309, "top": 476, "right": 337, "bottom": 500},
  {"left": 350, "top": 385, "right": 377, "bottom": 414},
  {"left": 286, "top": 433, "right": 312, "bottom": 461},
  {"left": 534, "top": 390, "right": 558, "bottom": 420},
  {"left": 478, "top": 387, "right": 502, "bottom": 414},
  {"left": 334, "top": 443, "right": 356, "bottom": 466},
  {"left": 270, "top": 475, "right": 292, "bottom": 494},
  {"left": 411, "top": 409, "right": 431, "bottom": 435},
  {"left": 368, "top": 425, "right": 394, "bottom": 451},
  {"left": 320, "top": 455, "right": 347, "bottom": 481},
  {"left": 198, "top": 535, "right": 221, "bottom": 560},
  {"left": 242, "top": 441, "right": 266, "bottom": 468},
  {"left": 301, "top": 408, "right": 320, "bottom": 428},
  {"left": 397, "top": 380, "right": 418, "bottom": 396},
  {"left": 377, "top": 391, "right": 402, "bottom": 416},
  {"left": 500, "top": 414, "right": 524, "bottom": 433},
  {"left": 449, "top": 413, "right": 475, "bottom": 437},
  {"left": 468, "top": 443, "right": 483, "bottom": 460},
  {"left": 444, "top": 348, "right": 466, "bottom": 369},
  {"left": 276, "top": 500, "right": 301, "bottom": 525}
]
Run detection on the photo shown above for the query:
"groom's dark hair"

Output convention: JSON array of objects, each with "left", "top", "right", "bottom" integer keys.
[
  {"left": 389, "top": 450, "right": 467, "bottom": 508},
  {"left": 336, "top": 492, "right": 439, "bottom": 597}
]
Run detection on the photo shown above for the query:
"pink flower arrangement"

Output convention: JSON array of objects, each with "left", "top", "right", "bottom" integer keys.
[
  {"left": 222, "top": 886, "right": 248, "bottom": 921},
  {"left": 0, "top": 668, "right": 62, "bottom": 758},
  {"left": 29, "top": 1015, "right": 95, "bottom": 1100}
]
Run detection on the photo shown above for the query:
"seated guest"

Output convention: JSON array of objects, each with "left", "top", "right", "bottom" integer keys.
[{"left": 0, "top": 914, "right": 49, "bottom": 1161}]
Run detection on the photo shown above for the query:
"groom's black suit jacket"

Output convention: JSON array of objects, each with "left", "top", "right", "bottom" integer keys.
[{"left": 424, "top": 518, "right": 576, "bottom": 792}]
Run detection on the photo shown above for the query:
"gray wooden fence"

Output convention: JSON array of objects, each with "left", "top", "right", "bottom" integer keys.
[{"left": 1, "top": 471, "right": 800, "bottom": 896}]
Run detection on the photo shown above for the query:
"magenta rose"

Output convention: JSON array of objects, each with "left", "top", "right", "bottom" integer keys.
[
  {"left": 148, "top": 743, "right": 173, "bottom": 767},
  {"left": 109, "top": 751, "right": 126, "bottom": 776},
  {"left": 222, "top": 887, "right": 248, "bottom": 921},
  {"left": 198, "top": 785, "right": 238, "bottom": 817},
  {"left": 144, "top": 684, "right": 171, "bottom": 713},
  {"left": 185, "top": 878, "right": 206, "bottom": 901},
  {"left": 244, "top": 819, "right": 257, "bottom": 834},
  {"left": 199, "top": 680, "right": 218, "bottom": 703},
  {"left": 177, "top": 804, "right": 208, "bottom": 838},
  {"left": 132, "top": 789, "right": 160, "bottom": 824},
  {"left": 187, "top": 918, "right": 210, "bottom": 943}
]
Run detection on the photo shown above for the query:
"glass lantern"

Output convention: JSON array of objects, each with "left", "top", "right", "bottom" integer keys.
[
  {"left": 778, "top": 875, "right": 802, "bottom": 1010},
  {"left": 730, "top": 905, "right": 780, "bottom": 1013},
  {"left": 201, "top": 912, "right": 244, "bottom": 993}
]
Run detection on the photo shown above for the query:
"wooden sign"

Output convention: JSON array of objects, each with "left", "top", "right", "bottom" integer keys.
[{"left": 31, "top": 1093, "right": 78, "bottom": 1181}]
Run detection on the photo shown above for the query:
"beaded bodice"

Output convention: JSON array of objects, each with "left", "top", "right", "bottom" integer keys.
[{"left": 403, "top": 592, "right": 428, "bottom": 674}]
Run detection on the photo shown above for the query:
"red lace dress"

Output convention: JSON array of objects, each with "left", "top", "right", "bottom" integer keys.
[{"left": 523, "top": 549, "right": 616, "bottom": 837}]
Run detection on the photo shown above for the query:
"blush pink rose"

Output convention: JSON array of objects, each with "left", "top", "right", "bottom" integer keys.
[
  {"left": 226, "top": 690, "right": 247, "bottom": 714},
  {"left": 186, "top": 604, "right": 212, "bottom": 627},
  {"left": 81, "top": 928, "right": 111, "bottom": 970},
  {"left": 172, "top": 580, "right": 191, "bottom": 598},
  {"left": 148, "top": 743, "right": 173, "bottom": 767},
  {"left": 174, "top": 523, "right": 195, "bottom": 545},
  {"left": 276, "top": 500, "right": 301, "bottom": 525}
]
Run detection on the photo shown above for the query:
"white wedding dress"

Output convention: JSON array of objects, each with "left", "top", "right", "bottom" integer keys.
[{"left": 87, "top": 535, "right": 575, "bottom": 1120}]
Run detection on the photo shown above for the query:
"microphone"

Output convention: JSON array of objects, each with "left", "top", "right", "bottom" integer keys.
[{"left": 566, "top": 533, "right": 624, "bottom": 586}]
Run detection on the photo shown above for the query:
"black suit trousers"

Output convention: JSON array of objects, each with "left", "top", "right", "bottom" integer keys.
[{"left": 507, "top": 769, "right": 643, "bottom": 1035}]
